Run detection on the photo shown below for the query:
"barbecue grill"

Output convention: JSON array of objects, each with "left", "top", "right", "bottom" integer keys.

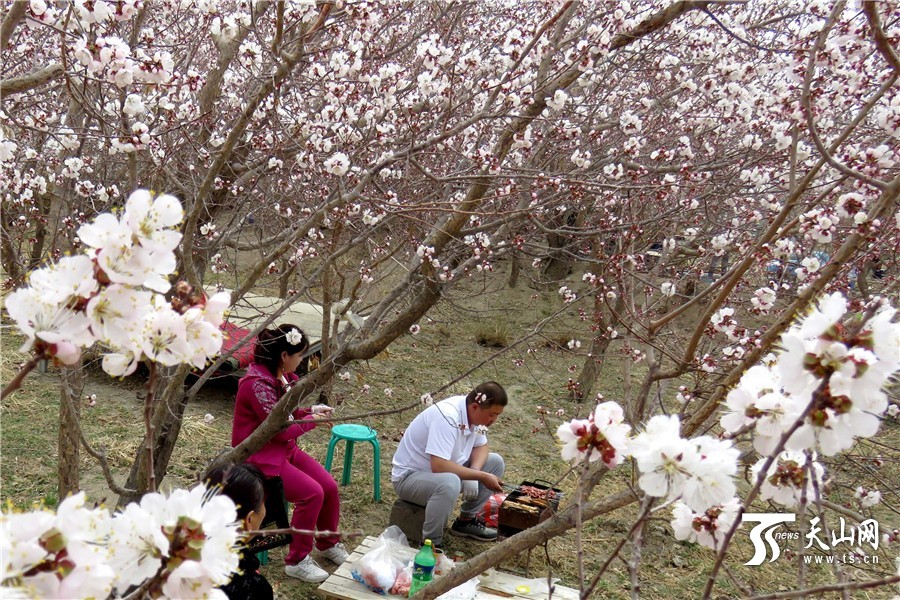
[{"left": 497, "top": 480, "right": 563, "bottom": 538}]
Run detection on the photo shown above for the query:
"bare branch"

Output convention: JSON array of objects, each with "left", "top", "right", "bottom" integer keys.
[
  {"left": 60, "top": 382, "right": 136, "bottom": 497},
  {"left": 0, "top": 64, "right": 63, "bottom": 96},
  {"left": 746, "top": 576, "right": 900, "bottom": 600},
  {"left": 0, "top": 0, "right": 28, "bottom": 49},
  {"left": 863, "top": 0, "right": 900, "bottom": 74},
  {"left": 1, "top": 352, "right": 45, "bottom": 400}
]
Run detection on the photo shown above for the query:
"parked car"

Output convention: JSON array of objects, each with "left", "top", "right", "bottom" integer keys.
[{"left": 199, "top": 288, "right": 351, "bottom": 381}]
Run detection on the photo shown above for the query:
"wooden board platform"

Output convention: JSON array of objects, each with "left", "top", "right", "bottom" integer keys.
[{"left": 316, "top": 536, "right": 579, "bottom": 600}]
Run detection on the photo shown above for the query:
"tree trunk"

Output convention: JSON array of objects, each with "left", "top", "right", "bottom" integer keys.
[
  {"left": 278, "top": 258, "right": 297, "bottom": 298},
  {"left": 27, "top": 193, "right": 53, "bottom": 271},
  {"left": 540, "top": 234, "right": 574, "bottom": 282},
  {"left": 57, "top": 365, "right": 82, "bottom": 500},
  {"left": 856, "top": 259, "right": 871, "bottom": 298},
  {"left": 0, "top": 225, "right": 22, "bottom": 283},
  {"left": 572, "top": 295, "right": 623, "bottom": 401},
  {"left": 540, "top": 207, "right": 582, "bottom": 284},
  {"left": 118, "top": 368, "right": 190, "bottom": 507},
  {"left": 508, "top": 250, "right": 519, "bottom": 288}
]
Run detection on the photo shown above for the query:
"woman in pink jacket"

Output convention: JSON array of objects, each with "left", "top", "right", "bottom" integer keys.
[{"left": 231, "top": 324, "right": 348, "bottom": 583}]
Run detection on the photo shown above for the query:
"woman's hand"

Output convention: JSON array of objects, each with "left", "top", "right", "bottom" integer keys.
[{"left": 310, "top": 404, "right": 334, "bottom": 420}]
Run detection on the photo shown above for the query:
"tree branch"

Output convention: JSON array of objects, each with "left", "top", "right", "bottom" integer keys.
[
  {"left": 417, "top": 487, "right": 640, "bottom": 599},
  {"left": 0, "top": 0, "right": 28, "bottom": 49},
  {"left": 60, "top": 382, "right": 136, "bottom": 497},
  {"left": 747, "top": 576, "right": 900, "bottom": 600},
  {"left": 1, "top": 352, "right": 45, "bottom": 400},
  {"left": 801, "top": 1, "right": 889, "bottom": 190},
  {"left": 609, "top": 1, "right": 709, "bottom": 51},
  {"left": 863, "top": 1, "right": 900, "bottom": 74},
  {"left": 0, "top": 64, "right": 64, "bottom": 96}
]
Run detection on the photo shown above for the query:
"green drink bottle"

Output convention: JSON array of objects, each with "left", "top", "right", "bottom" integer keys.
[{"left": 408, "top": 539, "right": 436, "bottom": 597}]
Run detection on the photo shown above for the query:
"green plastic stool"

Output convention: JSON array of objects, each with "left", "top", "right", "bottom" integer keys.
[{"left": 324, "top": 424, "right": 381, "bottom": 501}]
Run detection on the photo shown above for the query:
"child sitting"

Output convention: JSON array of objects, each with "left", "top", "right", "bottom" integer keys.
[{"left": 206, "top": 463, "right": 274, "bottom": 600}]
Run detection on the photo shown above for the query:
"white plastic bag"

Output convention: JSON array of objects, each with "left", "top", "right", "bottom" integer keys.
[
  {"left": 435, "top": 577, "right": 478, "bottom": 600},
  {"left": 380, "top": 524, "right": 410, "bottom": 548},
  {"left": 433, "top": 549, "right": 455, "bottom": 577},
  {"left": 351, "top": 526, "right": 411, "bottom": 595}
]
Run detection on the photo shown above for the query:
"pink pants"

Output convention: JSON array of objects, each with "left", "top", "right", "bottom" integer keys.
[{"left": 256, "top": 446, "right": 341, "bottom": 564}]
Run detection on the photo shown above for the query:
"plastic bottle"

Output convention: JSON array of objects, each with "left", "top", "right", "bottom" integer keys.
[{"left": 408, "top": 539, "right": 436, "bottom": 597}]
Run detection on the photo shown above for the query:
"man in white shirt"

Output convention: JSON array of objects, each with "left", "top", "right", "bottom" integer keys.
[{"left": 391, "top": 382, "right": 507, "bottom": 547}]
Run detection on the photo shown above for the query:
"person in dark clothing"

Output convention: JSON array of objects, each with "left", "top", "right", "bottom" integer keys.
[{"left": 206, "top": 463, "right": 274, "bottom": 600}]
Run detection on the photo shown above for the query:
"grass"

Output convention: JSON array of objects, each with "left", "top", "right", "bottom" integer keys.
[
  {"left": 1, "top": 270, "right": 898, "bottom": 599},
  {"left": 474, "top": 320, "right": 511, "bottom": 349}
]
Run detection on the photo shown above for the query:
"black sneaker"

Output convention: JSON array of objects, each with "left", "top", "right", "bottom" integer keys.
[{"left": 449, "top": 517, "right": 498, "bottom": 541}]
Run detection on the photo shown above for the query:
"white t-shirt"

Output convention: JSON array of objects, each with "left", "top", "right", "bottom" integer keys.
[{"left": 391, "top": 395, "right": 488, "bottom": 482}]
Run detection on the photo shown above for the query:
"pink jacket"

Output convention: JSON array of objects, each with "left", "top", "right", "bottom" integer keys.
[{"left": 232, "top": 363, "right": 317, "bottom": 469}]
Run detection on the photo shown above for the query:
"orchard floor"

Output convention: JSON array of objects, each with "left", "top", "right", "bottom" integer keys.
[{"left": 2, "top": 269, "right": 898, "bottom": 599}]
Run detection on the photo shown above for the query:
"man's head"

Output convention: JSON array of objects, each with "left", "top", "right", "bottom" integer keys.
[{"left": 466, "top": 381, "right": 507, "bottom": 428}]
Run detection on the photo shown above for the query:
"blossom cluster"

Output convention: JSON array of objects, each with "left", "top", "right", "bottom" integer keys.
[
  {"left": 671, "top": 497, "right": 742, "bottom": 550},
  {"left": 751, "top": 450, "right": 827, "bottom": 508},
  {"left": 557, "top": 406, "right": 738, "bottom": 514},
  {"left": 721, "top": 293, "right": 898, "bottom": 457},
  {"left": 855, "top": 487, "right": 882, "bottom": 509},
  {"left": 1, "top": 487, "right": 240, "bottom": 599},
  {"left": 4, "top": 190, "right": 229, "bottom": 376},
  {"left": 556, "top": 292, "right": 898, "bottom": 552},
  {"left": 556, "top": 402, "right": 630, "bottom": 469},
  {"left": 631, "top": 415, "right": 739, "bottom": 513}
]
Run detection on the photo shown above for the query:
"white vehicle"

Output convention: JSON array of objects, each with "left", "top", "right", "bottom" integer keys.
[{"left": 203, "top": 288, "right": 353, "bottom": 379}]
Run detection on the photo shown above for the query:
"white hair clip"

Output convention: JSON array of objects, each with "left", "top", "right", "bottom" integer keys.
[{"left": 285, "top": 328, "right": 304, "bottom": 345}]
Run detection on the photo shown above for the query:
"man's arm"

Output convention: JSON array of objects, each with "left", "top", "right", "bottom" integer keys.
[
  {"left": 468, "top": 443, "right": 488, "bottom": 472},
  {"left": 430, "top": 453, "right": 503, "bottom": 492}
]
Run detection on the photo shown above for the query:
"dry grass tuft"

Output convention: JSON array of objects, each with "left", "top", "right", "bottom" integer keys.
[{"left": 474, "top": 321, "right": 511, "bottom": 348}]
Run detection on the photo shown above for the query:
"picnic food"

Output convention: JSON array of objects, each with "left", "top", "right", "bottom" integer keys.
[{"left": 390, "top": 570, "right": 411, "bottom": 595}]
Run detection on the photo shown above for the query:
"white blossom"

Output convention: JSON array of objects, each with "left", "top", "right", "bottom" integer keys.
[
  {"left": 546, "top": 90, "right": 568, "bottom": 111},
  {"left": 123, "top": 94, "right": 146, "bottom": 116},
  {"left": 753, "top": 451, "right": 826, "bottom": 508},
  {"left": 671, "top": 497, "right": 741, "bottom": 550},
  {"left": 855, "top": 487, "right": 882, "bottom": 508},
  {"left": 631, "top": 415, "right": 738, "bottom": 512},
  {"left": 324, "top": 152, "right": 350, "bottom": 176},
  {"left": 557, "top": 401, "right": 630, "bottom": 468}
]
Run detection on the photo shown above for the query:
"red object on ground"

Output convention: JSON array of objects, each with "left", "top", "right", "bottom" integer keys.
[
  {"left": 218, "top": 322, "right": 256, "bottom": 370},
  {"left": 481, "top": 492, "right": 507, "bottom": 528}
]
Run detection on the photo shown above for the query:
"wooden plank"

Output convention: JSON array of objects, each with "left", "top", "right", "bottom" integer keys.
[
  {"left": 318, "top": 576, "right": 515, "bottom": 600},
  {"left": 317, "top": 537, "right": 580, "bottom": 600},
  {"left": 316, "top": 576, "right": 385, "bottom": 600},
  {"left": 477, "top": 570, "right": 580, "bottom": 600}
]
